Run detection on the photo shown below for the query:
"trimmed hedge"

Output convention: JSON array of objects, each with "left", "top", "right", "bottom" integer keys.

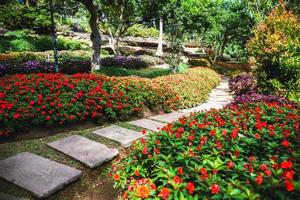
[
  {"left": 188, "top": 58, "right": 211, "bottom": 67},
  {"left": 0, "top": 67, "right": 220, "bottom": 136},
  {"left": 0, "top": 52, "right": 164, "bottom": 75},
  {"left": 112, "top": 100, "right": 300, "bottom": 199},
  {"left": 101, "top": 55, "right": 164, "bottom": 69}
]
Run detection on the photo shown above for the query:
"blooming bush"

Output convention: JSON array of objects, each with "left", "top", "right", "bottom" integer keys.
[
  {"left": 155, "top": 67, "right": 220, "bottom": 108},
  {"left": 247, "top": 2, "right": 300, "bottom": 99},
  {"left": 0, "top": 67, "right": 220, "bottom": 136},
  {"left": 229, "top": 73, "right": 256, "bottom": 95},
  {"left": 0, "top": 50, "right": 92, "bottom": 75},
  {"left": 112, "top": 101, "right": 300, "bottom": 199},
  {"left": 101, "top": 55, "right": 164, "bottom": 69}
]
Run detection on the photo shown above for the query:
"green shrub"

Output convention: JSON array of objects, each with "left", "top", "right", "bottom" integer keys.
[
  {"left": 247, "top": 3, "right": 300, "bottom": 99},
  {"left": 112, "top": 101, "right": 300, "bottom": 199},
  {"left": 188, "top": 58, "right": 211, "bottom": 67},
  {"left": 0, "top": 3, "right": 51, "bottom": 32},
  {"left": 0, "top": 30, "right": 89, "bottom": 53},
  {"left": 126, "top": 24, "right": 159, "bottom": 38}
]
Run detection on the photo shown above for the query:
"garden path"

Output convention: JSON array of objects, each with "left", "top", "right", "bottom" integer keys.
[{"left": 0, "top": 76, "right": 232, "bottom": 199}]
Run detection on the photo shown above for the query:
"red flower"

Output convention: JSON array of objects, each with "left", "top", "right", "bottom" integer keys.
[
  {"left": 227, "top": 161, "right": 234, "bottom": 169},
  {"left": 264, "top": 169, "right": 272, "bottom": 176},
  {"left": 186, "top": 182, "right": 195, "bottom": 194},
  {"left": 45, "top": 116, "right": 51, "bottom": 121},
  {"left": 256, "top": 174, "right": 263, "bottom": 185},
  {"left": 113, "top": 174, "right": 120, "bottom": 181},
  {"left": 282, "top": 140, "right": 290, "bottom": 147},
  {"left": 283, "top": 170, "right": 295, "bottom": 180},
  {"left": 255, "top": 133, "right": 261, "bottom": 139},
  {"left": 69, "top": 115, "right": 75, "bottom": 120},
  {"left": 150, "top": 183, "right": 156, "bottom": 190},
  {"left": 210, "top": 183, "right": 220, "bottom": 194},
  {"left": 233, "top": 150, "right": 240, "bottom": 157},
  {"left": 281, "top": 160, "right": 293, "bottom": 169},
  {"left": 209, "top": 130, "right": 216, "bottom": 136},
  {"left": 222, "top": 129, "right": 227, "bottom": 136},
  {"left": 260, "top": 164, "right": 267, "bottom": 171},
  {"left": 142, "top": 129, "right": 147, "bottom": 135},
  {"left": 188, "top": 135, "right": 195, "bottom": 141},
  {"left": 154, "top": 148, "right": 160, "bottom": 154},
  {"left": 13, "top": 113, "right": 21, "bottom": 119},
  {"left": 285, "top": 180, "right": 294, "bottom": 192},
  {"left": 177, "top": 167, "right": 183, "bottom": 176},
  {"left": 134, "top": 170, "right": 140, "bottom": 176},
  {"left": 142, "top": 147, "right": 148, "bottom": 155},
  {"left": 159, "top": 188, "right": 170, "bottom": 199},
  {"left": 216, "top": 141, "right": 222, "bottom": 149},
  {"left": 173, "top": 176, "right": 182, "bottom": 185},
  {"left": 231, "top": 128, "right": 239, "bottom": 138}
]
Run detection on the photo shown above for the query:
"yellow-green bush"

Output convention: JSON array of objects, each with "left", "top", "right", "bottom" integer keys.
[
  {"left": 247, "top": 3, "right": 300, "bottom": 99},
  {"left": 188, "top": 58, "right": 211, "bottom": 67}
]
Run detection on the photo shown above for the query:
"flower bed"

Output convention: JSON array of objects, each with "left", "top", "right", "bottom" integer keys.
[
  {"left": 112, "top": 101, "right": 300, "bottom": 199},
  {"left": 0, "top": 67, "right": 220, "bottom": 136}
]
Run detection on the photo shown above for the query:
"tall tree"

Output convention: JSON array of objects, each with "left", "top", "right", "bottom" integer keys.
[
  {"left": 99, "top": 0, "right": 141, "bottom": 55},
  {"left": 77, "top": 0, "right": 101, "bottom": 71}
]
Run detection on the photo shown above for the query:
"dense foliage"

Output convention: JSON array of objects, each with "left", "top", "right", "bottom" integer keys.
[
  {"left": 233, "top": 93, "right": 299, "bottom": 108},
  {"left": 0, "top": 50, "right": 93, "bottom": 75},
  {"left": 0, "top": 30, "right": 89, "bottom": 53},
  {"left": 113, "top": 101, "right": 300, "bottom": 199},
  {"left": 229, "top": 73, "right": 256, "bottom": 95},
  {"left": 0, "top": 67, "right": 220, "bottom": 136},
  {"left": 101, "top": 55, "right": 164, "bottom": 69},
  {"left": 247, "top": 2, "right": 300, "bottom": 101}
]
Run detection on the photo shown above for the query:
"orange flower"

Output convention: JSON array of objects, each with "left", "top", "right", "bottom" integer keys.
[
  {"left": 113, "top": 174, "right": 120, "bottom": 181},
  {"left": 136, "top": 185, "right": 149, "bottom": 198}
]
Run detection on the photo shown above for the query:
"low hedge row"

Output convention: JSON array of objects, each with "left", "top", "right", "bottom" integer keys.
[
  {"left": 0, "top": 51, "right": 164, "bottom": 75},
  {"left": 0, "top": 67, "right": 220, "bottom": 136},
  {"left": 112, "top": 100, "right": 300, "bottom": 199}
]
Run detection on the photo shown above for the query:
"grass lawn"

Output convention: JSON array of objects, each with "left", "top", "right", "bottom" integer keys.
[{"left": 0, "top": 122, "right": 144, "bottom": 200}]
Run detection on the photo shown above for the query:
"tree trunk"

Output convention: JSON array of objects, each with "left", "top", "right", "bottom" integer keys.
[
  {"left": 219, "top": 35, "right": 228, "bottom": 57},
  {"left": 77, "top": 0, "right": 101, "bottom": 71},
  {"left": 156, "top": 17, "right": 164, "bottom": 56}
]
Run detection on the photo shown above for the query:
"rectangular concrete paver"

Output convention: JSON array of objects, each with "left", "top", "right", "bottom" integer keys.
[
  {"left": 0, "top": 193, "right": 27, "bottom": 200},
  {"left": 128, "top": 119, "right": 166, "bottom": 132},
  {"left": 48, "top": 135, "right": 119, "bottom": 168},
  {"left": 148, "top": 112, "right": 186, "bottom": 123},
  {"left": 181, "top": 103, "right": 224, "bottom": 114},
  {"left": 0, "top": 152, "right": 82, "bottom": 199},
  {"left": 92, "top": 125, "right": 144, "bottom": 147}
]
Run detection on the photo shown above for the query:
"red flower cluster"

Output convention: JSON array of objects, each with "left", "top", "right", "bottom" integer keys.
[{"left": 113, "top": 101, "right": 299, "bottom": 199}]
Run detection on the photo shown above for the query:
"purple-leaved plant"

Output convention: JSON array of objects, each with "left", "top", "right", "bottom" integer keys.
[{"left": 229, "top": 73, "right": 256, "bottom": 95}]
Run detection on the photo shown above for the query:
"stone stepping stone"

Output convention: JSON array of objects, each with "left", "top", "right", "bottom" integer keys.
[
  {"left": 148, "top": 112, "right": 186, "bottom": 123},
  {"left": 0, "top": 152, "right": 82, "bottom": 199},
  {"left": 0, "top": 193, "right": 27, "bottom": 200},
  {"left": 92, "top": 125, "right": 144, "bottom": 147},
  {"left": 181, "top": 103, "right": 224, "bottom": 114},
  {"left": 128, "top": 119, "right": 166, "bottom": 132},
  {"left": 48, "top": 135, "right": 119, "bottom": 168}
]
